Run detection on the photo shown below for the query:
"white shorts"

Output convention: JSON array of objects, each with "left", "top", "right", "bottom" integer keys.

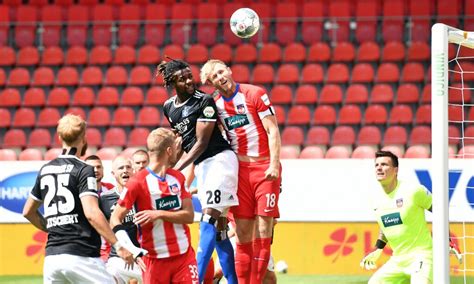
[
  {"left": 195, "top": 150, "right": 239, "bottom": 212},
  {"left": 106, "top": 256, "right": 142, "bottom": 284},
  {"left": 44, "top": 254, "right": 115, "bottom": 284}
]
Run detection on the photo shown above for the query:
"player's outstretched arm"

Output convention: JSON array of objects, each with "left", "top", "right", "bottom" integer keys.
[
  {"left": 262, "top": 115, "right": 281, "bottom": 180},
  {"left": 134, "top": 198, "right": 194, "bottom": 225},
  {"left": 22, "top": 197, "right": 47, "bottom": 232}
]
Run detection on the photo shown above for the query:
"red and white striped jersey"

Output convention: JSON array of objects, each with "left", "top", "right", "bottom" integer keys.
[
  {"left": 214, "top": 83, "right": 275, "bottom": 157},
  {"left": 118, "top": 168, "right": 192, "bottom": 259}
]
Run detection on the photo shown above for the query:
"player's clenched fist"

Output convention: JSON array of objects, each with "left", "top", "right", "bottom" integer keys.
[{"left": 360, "top": 249, "right": 383, "bottom": 270}]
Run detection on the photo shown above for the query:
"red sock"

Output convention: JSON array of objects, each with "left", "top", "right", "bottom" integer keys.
[
  {"left": 251, "top": 238, "right": 272, "bottom": 284},
  {"left": 203, "top": 257, "right": 214, "bottom": 284},
  {"left": 235, "top": 242, "right": 253, "bottom": 284}
]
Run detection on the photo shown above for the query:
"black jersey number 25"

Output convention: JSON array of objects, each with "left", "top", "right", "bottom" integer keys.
[
  {"left": 41, "top": 174, "right": 75, "bottom": 217},
  {"left": 206, "top": 190, "right": 221, "bottom": 205}
]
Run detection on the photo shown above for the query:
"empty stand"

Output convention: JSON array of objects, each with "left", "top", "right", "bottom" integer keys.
[
  {"left": 325, "top": 146, "right": 351, "bottom": 159},
  {"left": 23, "top": 88, "right": 46, "bottom": 107},
  {"left": 19, "top": 148, "right": 43, "bottom": 160},
  {"left": 358, "top": 126, "right": 382, "bottom": 146},
  {"left": 299, "top": 146, "right": 325, "bottom": 159},
  {"left": 129, "top": 127, "right": 150, "bottom": 147},
  {"left": 280, "top": 146, "right": 300, "bottom": 159},
  {"left": 351, "top": 146, "right": 376, "bottom": 158},
  {"left": 281, "top": 126, "right": 304, "bottom": 146}
]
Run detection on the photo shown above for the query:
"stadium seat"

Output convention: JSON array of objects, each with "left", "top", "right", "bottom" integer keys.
[
  {"left": 72, "top": 87, "right": 95, "bottom": 106},
  {"left": 294, "top": 85, "right": 318, "bottom": 105},
  {"left": 281, "top": 126, "right": 304, "bottom": 146},
  {"left": 221, "top": 3, "right": 243, "bottom": 46},
  {"left": 358, "top": 125, "right": 382, "bottom": 146},
  {"left": 396, "top": 84, "right": 420, "bottom": 104},
  {"left": 96, "top": 147, "right": 119, "bottom": 160},
  {"left": 301, "top": 64, "right": 323, "bottom": 84},
  {"left": 464, "top": 126, "right": 474, "bottom": 145},
  {"left": 169, "top": 3, "right": 192, "bottom": 45},
  {"left": 105, "top": 66, "right": 128, "bottom": 86},
  {"left": 47, "top": 87, "right": 70, "bottom": 107},
  {"left": 327, "top": 63, "right": 349, "bottom": 84},
  {"left": 23, "top": 88, "right": 46, "bottom": 107},
  {"left": 409, "top": 0, "right": 431, "bottom": 42},
  {"left": 259, "top": 43, "right": 282, "bottom": 64},
  {"left": 280, "top": 145, "right": 300, "bottom": 159},
  {"left": 370, "top": 84, "right": 394, "bottom": 104},
  {"left": 357, "top": 41, "right": 380, "bottom": 62},
  {"left": 404, "top": 145, "right": 430, "bottom": 158},
  {"left": 42, "top": 46, "right": 64, "bottom": 66},
  {"left": 28, "top": 128, "right": 51, "bottom": 148},
  {"left": 186, "top": 44, "right": 209, "bottom": 64},
  {"left": 15, "top": 6, "right": 38, "bottom": 48},
  {"left": 328, "top": 0, "right": 351, "bottom": 42},
  {"left": 307, "top": 42, "right": 330, "bottom": 63},
  {"left": 351, "top": 63, "right": 375, "bottom": 83},
  {"left": 273, "top": 105, "right": 286, "bottom": 125},
  {"left": 64, "top": 107, "right": 86, "bottom": 120},
  {"left": 332, "top": 42, "right": 355, "bottom": 62},
  {"left": 12, "top": 108, "right": 36, "bottom": 128},
  {"left": 32, "top": 67, "right": 55, "bottom": 87},
  {"left": 248, "top": 3, "right": 271, "bottom": 45},
  {"left": 37, "top": 107, "right": 61, "bottom": 127},
  {"left": 130, "top": 66, "right": 152, "bottom": 86},
  {"left": 162, "top": 44, "right": 185, "bottom": 60},
  {"left": 0, "top": 6, "right": 9, "bottom": 47},
  {"left": 145, "top": 87, "right": 168, "bottom": 105},
  {"left": 407, "top": 42, "right": 430, "bottom": 61},
  {"left": 270, "top": 85, "right": 292, "bottom": 105},
  {"left": 136, "top": 107, "right": 160, "bottom": 127},
  {"left": 234, "top": 44, "right": 258, "bottom": 64},
  {"left": 137, "top": 45, "right": 160, "bottom": 65},
  {"left": 7, "top": 67, "right": 30, "bottom": 87},
  {"left": 196, "top": 3, "right": 218, "bottom": 46},
  {"left": 458, "top": 145, "right": 474, "bottom": 158},
  {"left": 351, "top": 146, "right": 376, "bottom": 159},
  {"left": 299, "top": 146, "right": 324, "bottom": 159},
  {"left": 0, "top": 108, "right": 11, "bottom": 128},
  {"left": 382, "top": 41, "right": 405, "bottom": 62},
  {"left": 113, "top": 45, "right": 136, "bottom": 65},
  {"left": 449, "top": 125, "right": 461, "bottom": 147},
  {"left": 210, "top": 44, "right": 232, "bottom": 64},
  {"left": 112, "top": 107, "right": 135, "bottom": 126},
  {"left": 301, "top": 2, "right": 324, "bottom": 44},
  {"left": 92, "top": 5, "right": 114, "bottom": 46},
  {"left": 383, "top": 125, "right": 408, "bottom": 145},
  {"left": 3, "top": 129, "right": 27, "bottom": 149},
  {"left": 19, "top": 148, "right": 43, "bottom": 161},
  {"left": 84, "top": 127, "right": 102, "bottom": 149},
  {"left": 0, "top": 88, "right": 21, "bottom": 107},
  {"left": 381, "top": 145, "right": 405, "bottom": 158},
  {"left": 332, "top": 125, "right": 356, "bottom": 146},
  {"left": 355, "top": 0, "right": 378, "bottom": 43},
  {"left": 41, "top": 5, "right": 62, "bottom": 47},
  {"left": 325, "top": 146, "right": 351, "bottom": 159},
  {"left": 437, "top": 0, "right": 459, "bottom": 26},
  {"left": 0, "top": 69, "right": 4, "bottom": 87},
  {"left": 88, "top": 107, "right": 111, "bottom": 127},
  {"left": 252, "top": 64, "right": 274, "bottom": 85},
  {"left": 144, "top": 4, "right": 167, "bottom": 46},
  {"left": 410, "top": 126, "right": 431, "bottom": 145},
  {"left": 103, "top": 127, "right": 127, "bottom": 147},
  {"left": 306, "top": 126, "right": 330, "bottom": 146},
  {"left": 376, "top": 63, "right": 400, "bottom": 83},
  {"left": 118, "top": 4, "right": 140, "bottom": 46},
  {"left": 121, "top": 87, "right": 144, "bottom": 106},
  {"left": 17, "top": 46, "right": 40, "bottom": 66},
  {"left": 415, "top": 104, "right": 431, "bottom": 124},
  {"left": 44, "top": 148, "right": 62, "bottom": 160},
  {"left": 81, "top": 66, "right": 103, "bottom": 86},
  {"left": 401, "top": 63, "right": 424, "bottom": 83},
  {"left": 65, "top": 46, "right": 88, "bottom": 66},
  {"left": 0, "top": 149, "right": 17, "bottom": 161},
  {"left": 449, "top": 83, "right": 471, "bottom": 103},
  {"left": 364, "top": 104, "right": 388, "bottom": 125},
  {"left": 275, "top": 2, "right": 298, "bottom": 45},
  {"left": 345, "top": 84, "right": 368, "bottom": 104},
  {"left": 389, "top": 104, "right": 413, "bottom": 125},
  {"left": 97, "top": 87, "right": 119, "bottom": 106},
  {"left": 338, "top": 104, "right": 362, "bottom": 125},
  {"left": 287, "top": 105, "right": 311, "bottom": 126},
  {"left": 382, "top": 0, "right": 405, "bottom": 43},
  {"left": 276, "top": 64, "right": 299, "bottom": 84},
  {"left": 283, "top": 43, "right": 306, "bottom": 63},
  {"left": 128, "top": 127, "right": 150, "bottom": 147},
  {"left": 230, "top": 64, "right": 250, "bottom": 83},
  {"left": 66, "top": 5, "right": 88, "bottom": 46},
  {"left": 313, "top": 105, "right": 336, "bottom": 125},
  {"left": 319, "top": 85, "right": 343, "bottom": 105},
  {"left": 449, "top": 105, "right": 464, "bottom": 123}
]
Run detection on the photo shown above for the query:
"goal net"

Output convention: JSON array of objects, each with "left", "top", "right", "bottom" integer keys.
[{"left": 431, "top": 23, "right": 474, "bottom": 284}]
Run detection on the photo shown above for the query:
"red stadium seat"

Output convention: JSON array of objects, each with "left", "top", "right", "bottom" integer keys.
[
  {"left": 355, "top": 0, "right": 378, "bottom": 43},
  {"left": 421, "top": 85, "right": 431, "bottom": 103},
  {"left": 351, "top": 63, "right": 374, "bottom": 83},
  {"left": 56, "top": 67, "right": 79, "bottom": 87},
  {"left": 111, "top": 107, "right": 135, "bottom": 126},
  {"left": 449, "top": 83, "right": 471, "bottom": 103},
  {"left": 137, "top": 45, "right": 160, "bottom": 65},
  {"left": 186, "top": 44, "right": 209, "bottom": 64},
  {"left": 301, "top": 64, "right": 323, "bottom": 84},
  {"left": 332, "top": 42, "right": 355, "bottom": 62},
  {"left": 327, "top": 63, "right": 349, "bottom": 84},
  {"left": 0, "top": 108, "right": 11, "bottom": 128},
  {"left": 449, "top": 125, "right": 461, "bottom": 146},
  {"left": 299, "top": 146, "right": 325, "bottom": 159},
  {"left": 448, "top": 105, "right": 464, "bottom": 123},
  {"left": 410, "top": 126, "right": 431, "bottom": 145},
  {"left": 144, "top": 4, "right": 167, "bottom": 46},
  {"left": 32, "top": 67, "right": 55, "bottom": 87},
  {"left": 0, "top": 88, "right": 21, "bottom": 107},
  {"left": 376, "top": 63, "right": 400, "bottom": 83},
  {"left": 66, "top": 5, "right": 88, "bottom": 46},
  {"left": 234, "top": 44, "right": 257, "bottom": 64},
  {"left": 162, "top": 44, "right": 184, "bottom": 60},
  {"left": 113, "top": 45, "right": 136, "bottom": 65},
  {"left": 72, "top": 87, "right": 95, "bottom": 106},
  {"left": 3, "top": 129, "right": 27, "bottom": 149},
  {"left": 396, "top": 84, "right": 420, "bottom": 104},
  {"left": 259, "top": 43, "right": 282, "bottom": 64},
  {"left": 103, "top": 127, "right": 127, "bottom": 147},
  {"left": 313, "top": 105, "right": 336, "bottom": 126},
  {"left": 389, "top": 104, "right": 413, "bottom": 125},
  {"left": 248, "top": 3, "right": 271, "bottom": 44},
  {"left": 136, "top": 106, "right": 160, "bottom": 127},
  {"left": 7, "top": 67, "right": 30, "bottom": 87},
  {"left": 37, "top": 107, "right": 61, "bottom": 127},
  {"left": 145, "top": 87, "right": 168, "bottom": 105},
  {"left": 0, "top": 46, "right": 15, "bottom": 66},
  {"left": 338, "top": 104, "right": 362, "bottom": 125},
  {"left": 404, "top": 145, "right": 430, "bottom": 158},
  {"left": 345, "top": 84, "right": 369, "bottom": 104},
  {"left": 328, "top": 0, "right": 351, "bottom": 42},
  {"left": 96, "top": 147, "right": 119, "bottom": 160},
  {"left": 19, "top": 148, "right": 43, "bottom": 161},
  {"left": 0, "top": 69, "right": 4, "bottom": 87},
  {"left": 357, "top": 41, "right": 380, "bottom": 62},
  {"left": 407, "top": 42, "right": 430, "bottom": 61},
  {"left": 105, "top": 66, "right": 128, "bottom": 86},
  {"left": 0, "top": 6, "right": 9, "bottom": 47},
  {"left": 281, "top": 126, "right": 304, "bottom": 146},
  {"left": 0, "top": 149, "right": 17, "bottom": 161},
  {"left": 306, "top": 126, "right": 330, "bottom": 146},
  {"left": 221, "top": 3, "right": 243, "bottom": 46},
  {"left": 401, "top": 63, "right": 424, "bottom": 83},
  {"left": 81, "top": 67, "right": 103, "bottom": 86},
  {"left": 384, "top": 126, "right": 408, "bottom": 145},
  {"left": 294, "top": 85, "right": 318, "bottom": 105},
  {"left": 358, "top": 125, "right": 382, "bottom": 146},
  {"left": 273, "top": 105, "right": 286, "bottom": 125},
  {"left": 64, "top": 107, "right": 86, "bottom": 120},
  {"left": 128, "top": 127, "right": 150, "bottom": 147},
  {"left": 29, "top": 128, "right": 51, "bottom": 148},
  {"left": 169, "top": 3, "right": 192, "bottom": 45},
  {"left": 92, "top": 5, "right": 114, "bottom": 46},
  {"left": 230, "top": 64, "right": 250, "bottom": 83},
  {"left": 458, "top": 146, "right": 474, "bottom": 158},
  {"left": 382, "top": 41, "right": 405, "bottom": 62},
  {"left": 12, "top": 108, "right": 36, "bottom": 128},
  {"left": 364, "top": 104, "right": 388, "bottom": 125},
  {"left": 381, "top": 145, "right": 405, "bottom": 158},
  {"left": 41, "top": 5, "right": 62, "bottom": 47},
  {"left": 122, "top": 87, "right": 144, "bottom": 106},
  {"left": 252, "top": 64, "right": 274, "bottom": 85},
  {"left": 465, "top": 126, "right": 474, "bottom": 145},
  {"left": 23, "top": 88, "right": 46, "bottom": 107},
  {"left": 415, "top": 104, "right": 431, "bottom": 124},
  {"left": 270, "top": 85, "right": 292, "bottom": 105},
  {"left": 301, "top": 2, "right": 324, "bottom": 44},
  {"left": 130, "top": 65, "right": 152, "bottom": 86},
  {"left": 44, "top": 148, "right": 62, "bottom": 160},
  {"left": 17, "top": 46, "right": 40, "bottom": 66},
  {"left": 275, "top": 2, "right": 298, "bottom": 45},
  {"left": 118, "top": 4, "right": 140, "bottom": 46},
  {"left": 210, "top": 44, "right": 232, "bottom": 63},
  {"left": 65, "top": 46, "right": 88, "bottom": 66},
  {"left": 325, "top": 146, "right": 351, "bottom": 159},
  {"left": 47, "top": 87, "right": 70, "bottom": 107},
  {"left": 196, "top": 3, "right": 218, "bottom": 46},
  {"left": 283, "top": 43, "right": 306, "bottom": 63},
  {"left": 351, "top": 146, "right": 376, "bottom": 159},
  {"left": 85, "top": 127, "right": 102, "bottom": 148},
  {"left": 90, "top": 45, "right": 112, "bottom": 66},
  {"left": 307, "top": 42, "right": 330, "bottom": 63},
  {"left": 287, "top": 105, "right": 311, "bottom": 126},
  {"left": 319, "top": 85, "right": 343, "bottom": 104},
  {"left": 42, "top": 46, "right": 64, "bottom": 66},
  {"left": 382, "top": 0, "right": 405, "bottom": 43},
  {"left": 15, "top": 6, "right": 38, "bottom": 48},
  {"left": 97, "top": 87, "right": 119, "bottom": 106},
  {"left": 88, "top": 107, "right": 111, "bottom": 127},
  {"left": 276, "top": 64, "right": 299, "bottom": 84},
  {"left": 280, "top": 145, "right": 300, "bottom": 159},
  {"left": 437, "top": 0, "right": 459, "bottom": 26},
  {"left": 370, "top": 84, "right": 394, "bottom": 104},
  {"left": 409, "top": 0, "right": 431, "bottom": 42},
  {"left": 332, "top": 125, "right": 356, "bottom": 146}
]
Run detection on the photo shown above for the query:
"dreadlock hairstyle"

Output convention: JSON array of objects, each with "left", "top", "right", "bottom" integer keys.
[{"left": 156, "top": 58, "right": 190, "bottom": 87}]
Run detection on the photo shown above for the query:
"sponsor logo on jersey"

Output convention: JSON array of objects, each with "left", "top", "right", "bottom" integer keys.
[
  {"left": 381, "top": 212, "right": 403, "bottom": 227},
  {"left": 224, "top": 114, "right": 249, "bottom": 130},
  {"left": 396, "top": 198, "right": 403, "bottom": 208},
  {"left": 203, "top": 106, "right": 215, "bottom": 118},
  {"left": 182, "top": 106, "right": 191, "bottom": 117},
  {"left": 169, "top": 183, "right": 180, "bottom": 194},
  {"left": 155, "top": 195, "right": 181, "bottom": 211},
  {"left": 174, "top": 118, "right": 190, "bottom": 134},
  {"left": 0, "top": 171, "right": 38, "bottom": 214},
  {"left": 236, "top": 104, "right": 246, "bottom": 114}
]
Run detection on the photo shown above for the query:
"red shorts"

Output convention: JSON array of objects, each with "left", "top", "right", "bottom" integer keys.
[
  {"left": 230, "top": 160, "right": 281, "bottom": 219},
  {"left": 142, "top": 247, "right": 199, "bottom": 284}
]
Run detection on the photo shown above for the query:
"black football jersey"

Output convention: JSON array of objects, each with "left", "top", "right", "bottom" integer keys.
[
  {"left": 163, "top": 90, "right": 231, "bottom": 164},
  {"left": 30, "top": 154, "right": 101, "bottom": 257},
  {"left": 99, "top": 188, "right": 139, "bottom": 258}
]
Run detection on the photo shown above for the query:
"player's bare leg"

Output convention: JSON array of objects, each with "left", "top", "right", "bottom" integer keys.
[{"left": 263, "top": 270, "right": 277, "bottom": 284}]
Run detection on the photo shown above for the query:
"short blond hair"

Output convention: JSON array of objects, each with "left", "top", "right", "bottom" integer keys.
[
  {"left": 147, "top": 128, "right": 175, "bottom": 157},
  {"left": 200, "top": 59, "right": 227, "bottom": 85},
  {"left": 57, "top": 114, "right": 86, "bottom": 145}
]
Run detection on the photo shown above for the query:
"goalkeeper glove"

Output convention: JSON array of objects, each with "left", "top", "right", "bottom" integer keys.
[
  {"left": 360, "top": 249, "right": 383, "bottom": 270},
  {"left": 449, "top": 239, "right": 463, "bottom": 264}
]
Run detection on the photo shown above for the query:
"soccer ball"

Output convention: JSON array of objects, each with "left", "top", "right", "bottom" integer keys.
[
  {"left": 275, "top": 260, "right": 288, "bottom": 274},
  {"left": 230, "top": 8, "right": 260, "bottom": 38}
]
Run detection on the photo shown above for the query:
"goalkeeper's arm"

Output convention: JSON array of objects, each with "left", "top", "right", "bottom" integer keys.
[{"left": 360, "top": 230, "right": 387, "bottom": 270}]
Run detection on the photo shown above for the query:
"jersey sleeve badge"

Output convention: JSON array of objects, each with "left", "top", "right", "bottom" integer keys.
[{"left": 203, "top": 106, "right": 215, "bottom": 118}]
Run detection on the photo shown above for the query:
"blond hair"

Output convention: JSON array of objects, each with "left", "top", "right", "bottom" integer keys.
[
  {"left": 57, "top": 114, "right": 86, "bottom": 146},
  {"left": 200, "top": 59, "right": 227, "bottom": 85},
  {"left": 147, "top": 128, "right": 175, "bottom": 157}
]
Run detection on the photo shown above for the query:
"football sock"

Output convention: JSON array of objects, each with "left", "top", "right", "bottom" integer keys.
[
  {"left": 203, "top": 257, "right": 215, "bottom": 284},
  {"left": 251, "top": 238, "right": 272, "bottom": 284},
  {"left": 197, "top": 220, "right": 217, "bottom": 283},
  {"left": 216, "top": 237, "right": 237, "bottom": 284},
  {"left": 235, "top": 241, "right": 253, "bottom": 284}
]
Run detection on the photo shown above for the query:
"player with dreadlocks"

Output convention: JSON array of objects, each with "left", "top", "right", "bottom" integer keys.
[{"left": 158, "top": 59, "right": 239, "bottom": 284}]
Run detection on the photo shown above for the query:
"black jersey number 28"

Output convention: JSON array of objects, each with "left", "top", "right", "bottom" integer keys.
[
  {"left": 206, "top": 190, "right": 221, "bottom": 205},
  {"left": 41, "top": 174, "right": 75, "bottom": 217}
]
